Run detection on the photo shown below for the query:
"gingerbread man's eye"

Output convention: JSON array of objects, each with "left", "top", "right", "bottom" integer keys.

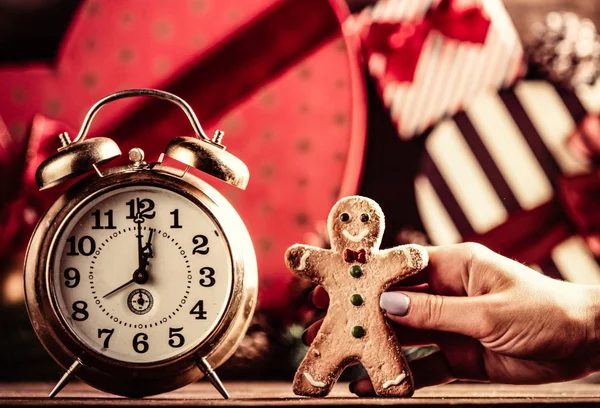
[
  {"left": 340, "top": 213, "right": 350, "bottom": 222},
  {"left": 360, "top": 213, "right": 370, "bottom": 223}
]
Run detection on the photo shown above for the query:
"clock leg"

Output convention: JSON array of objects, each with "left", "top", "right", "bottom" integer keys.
[
  {"left": 49, "top": 359, "right": 82, "bottom": 398},
  {"left": 196, "top": 357, "right": 230, "bottom": 399}
]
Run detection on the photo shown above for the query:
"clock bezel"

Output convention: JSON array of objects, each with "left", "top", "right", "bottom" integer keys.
[
  {"left": 49, "top": 183, "right": 235, "bottom": 365},
  {"left": 24, "top": 163, "right": 258, "bottom": 397}
]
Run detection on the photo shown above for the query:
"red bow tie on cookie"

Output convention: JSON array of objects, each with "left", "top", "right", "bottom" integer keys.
[{"left": 344, "top": 248, "right": 367, "bottom": 263}]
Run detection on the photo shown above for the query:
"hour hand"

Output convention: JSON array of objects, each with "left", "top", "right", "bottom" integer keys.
[{"left": 142, "top": 228, "right": 154, "bottom": 259}]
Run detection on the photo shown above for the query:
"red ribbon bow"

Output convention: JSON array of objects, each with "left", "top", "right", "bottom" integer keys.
[
  {"left": 364, "top": 0, "right": 491, "bottom": 84},
  {"left": 344, "top": 248, "right": 367, "bottom": 264}
]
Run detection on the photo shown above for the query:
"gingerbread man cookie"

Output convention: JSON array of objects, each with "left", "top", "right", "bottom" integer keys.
[{"left": 285, "top": 196, "right": 428, "bottom": 397}]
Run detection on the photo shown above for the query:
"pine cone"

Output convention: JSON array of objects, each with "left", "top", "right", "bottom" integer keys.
[{"left": 527, "top": 12, "right": 600, "bottom": 88}]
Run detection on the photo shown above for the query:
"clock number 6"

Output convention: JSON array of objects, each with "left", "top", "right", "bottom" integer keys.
[
  {"left": 168, "top": 327, "right": 185, "bottom": 348},
  {"left": 199, "top": 267, "right": 215, "bottom": 287},
  {"left": 133, "top": 333, "right": 149, "bottom": 354}
]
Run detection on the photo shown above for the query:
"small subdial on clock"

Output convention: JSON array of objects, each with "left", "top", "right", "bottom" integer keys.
[
  {"left": 90, "top": 226, "right": 192, "bottom": 329},
  {"left": 127, "top": 289, "right": 154, "bottom": 315}
]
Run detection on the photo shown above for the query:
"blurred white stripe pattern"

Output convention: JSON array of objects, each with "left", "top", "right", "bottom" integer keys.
[
  {"left": 363, "top": 0, "right": 523, "bottom": 140},
  {"left": 427, "top": 120, "right": 507, "bottom": 233},
  {"left": 467, "top": 92, "right": 553, "bottom": 209},
  {"left": 552, "top": 237, "right": 600, "bottom": 285},
  {"left": 415, "top": 175, "right": 461, "bottom": 245},
  {"left": 515, "top": 82, "right": 590, "bottom": 176},
  {"left": 415, "top": 81, "right": 600, "bottom": 283}
]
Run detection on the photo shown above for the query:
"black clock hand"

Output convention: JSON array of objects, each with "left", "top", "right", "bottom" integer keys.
[
  {"left": 103, "top": 228, "right": 154, "bottom": 299},
  {"left": 142, "top": 228, "right": 154, "bottom": 260},
  {"left": 135, "top": 214, "right": 144, "bottom": 274},
  {"left": 102, "top": 278, "right": 134, "bottom": 299}
]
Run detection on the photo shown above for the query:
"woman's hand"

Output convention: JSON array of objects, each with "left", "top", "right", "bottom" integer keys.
[{"left": 303, "top": 243, "right": 600, "bottom": 396}]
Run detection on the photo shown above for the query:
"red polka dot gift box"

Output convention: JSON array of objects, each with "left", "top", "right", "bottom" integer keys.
[{"left": 0, "top": 0, "right": 367, "bottom": 314}]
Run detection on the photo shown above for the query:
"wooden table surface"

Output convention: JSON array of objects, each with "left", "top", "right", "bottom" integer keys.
[{"left": 2, "top": 381, "right": 600, "bottom": 407}]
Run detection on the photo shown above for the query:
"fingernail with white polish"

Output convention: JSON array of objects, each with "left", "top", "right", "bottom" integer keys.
[{"left": 380, "top": 292, "right": 410, "bottom": 316}]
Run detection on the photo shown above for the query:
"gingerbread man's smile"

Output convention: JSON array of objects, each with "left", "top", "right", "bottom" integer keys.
[{"left": 342, "top": 229, "right": 369, "bottom": 242}]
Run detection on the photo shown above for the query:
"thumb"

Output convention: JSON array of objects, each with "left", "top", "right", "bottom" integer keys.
[{"left": 380, "top": 291, "right": 487, "bottom": 339}]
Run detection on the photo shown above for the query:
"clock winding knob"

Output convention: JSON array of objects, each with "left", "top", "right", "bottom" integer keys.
[{"left": 128, "top": 148, "right": 146, "bottom": 167}]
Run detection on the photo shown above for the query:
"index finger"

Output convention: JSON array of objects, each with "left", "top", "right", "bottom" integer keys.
[{"left": 396, "top": 244, "right": 474, "bottom": 296}]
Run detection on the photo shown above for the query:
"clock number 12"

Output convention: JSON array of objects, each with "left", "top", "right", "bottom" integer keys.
[{"left": 126, "top": 198, "right": 156, "bottom": 220}]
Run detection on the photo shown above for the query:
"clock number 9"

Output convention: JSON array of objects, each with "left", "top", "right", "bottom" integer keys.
[
  {"left": 63, "top": 267, "right": 80, "bottom": 288},
  {"left": 168, "top": 327, "right": 185, "bottom": 348},
  {"left": 71, "top": 301, "right": 89, "bottom": 321},
  {"left": 133, "top": 333, "right": 149, "bottom": 354},
  {"left": 199, "top": 267, "right": 215, "bottom": 287},
  {"left": 192, "top": 235, "right": 209, "bottom": 255}
]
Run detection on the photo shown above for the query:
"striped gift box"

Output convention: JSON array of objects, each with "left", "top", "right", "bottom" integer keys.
[
  {"left": 357, "top": 0, "right": 523, "bottom": 139},
  {"left": 415, "top": 80, "right": 600, "bottom": 283}
]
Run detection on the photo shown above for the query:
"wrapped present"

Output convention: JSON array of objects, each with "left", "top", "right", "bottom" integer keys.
[
  {"left": 354, "top": 0, "right": 524, "bottom": 139},
  {"left": 415, "top": 79, "right": 600, "bottom": 283},
  {"left": 0, "top": 0, "right": 368, "bottom": 314}
]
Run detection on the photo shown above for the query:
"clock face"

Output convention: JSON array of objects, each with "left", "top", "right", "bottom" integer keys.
[{"left": 50, "top": 185, "right": 233, "bottom": 363}]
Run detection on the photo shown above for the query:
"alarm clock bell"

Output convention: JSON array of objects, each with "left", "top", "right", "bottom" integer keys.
[{"left": 35, "top": 88, "right": 249, "bottom": 191}]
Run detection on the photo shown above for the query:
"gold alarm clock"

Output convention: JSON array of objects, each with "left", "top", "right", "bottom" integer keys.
[{"left": 24, "top": 89, "right": 257, "bottom": 399}]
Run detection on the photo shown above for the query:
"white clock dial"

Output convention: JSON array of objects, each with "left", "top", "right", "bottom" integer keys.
[{"left": 51, "top": 186, "right": 233, "bottom": 363}]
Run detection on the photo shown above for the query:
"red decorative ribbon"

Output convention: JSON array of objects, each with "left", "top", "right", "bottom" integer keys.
[
  {"left": 567, "top": 115, "right": 600, "bottom": 164},
  {"left": 344, "top": 248, "right": 367, "bottom": 263},
  {"left": 558, "top": 171, "right": 600, "bottom": 256},
  {"left": 0, "top": 115, "right": 72, "bottom": 263},
  {"left": 364, "top": 0, "right": 491, "bottom": 83}
]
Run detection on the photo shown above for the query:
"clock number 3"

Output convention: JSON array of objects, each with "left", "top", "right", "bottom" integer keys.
[{"left": 199, "top": 267, "right": 215, "bottom": 287}]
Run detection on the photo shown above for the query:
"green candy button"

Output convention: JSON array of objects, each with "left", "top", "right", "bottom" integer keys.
[
  {"left": 349, "top": 265, "right": 363, "bottom": 278},
  {"left": 350, "top": 294, "right": 364, "bottom": 306},
  {"left": 351, "top": 326, "right": 365, "bottom": 338}
]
